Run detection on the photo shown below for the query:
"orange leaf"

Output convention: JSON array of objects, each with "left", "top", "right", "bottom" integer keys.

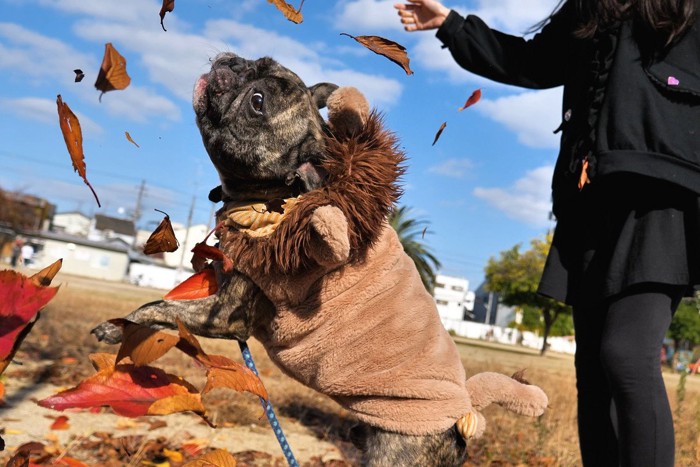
[
  {"left": 578, "top": 156, "right": 591, "bottom": 190},
  {"left": 30, "top": 258, "right": 63, "bottom": 287},
  {"left": 0, "top": 270, "right": 59, "bottom": 371},
  {"left": 164, "top": 269, "right": 217, "bottom": 300},
  {"left": 458, "top": 88, "right": 482, "bottom": 111},
  {"left": 50, "top": 415, "right": 70, "bottom": 430},
  {"left": 432, "top": 121, "right": 447, "bottom": 146},
  {"left": 55, "top": 457, "right": 89, "bottom": 467},
  {"left": 341, "top": 33, "right": 412, "bottom": 75},
  {"left": 159, "top": 0, "right": 175, "bottom": 31},
  {"left": 111, "top": 319, "right": 180, "bottom": 366},
  {"left": 175, "top": 321, "right": 268, "bottom": 401},
  {"left": 38, "top": 353, "right": 206, "bottom": 419},
  {"left": 143, "top": 209, "right": 179, "bottom": 255},
  {"left": 184, "top": 449, "right": 237, "bottom": 467},
  {"left": 94, "top": 43, "right": 131, "bottom": 101},
  {"left": 125, "top": 131, "right": 140, "bottom": 148},
  {"left": 267, "top": 0, "right": 303, "bottom": 23},
  {"left": 57, "top": 95, "right": 101, "bottom": 207}
]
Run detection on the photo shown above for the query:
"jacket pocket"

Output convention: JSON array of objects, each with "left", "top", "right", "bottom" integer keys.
[{"left": 644, "top": 26, "right": 700, "bottom": 98}]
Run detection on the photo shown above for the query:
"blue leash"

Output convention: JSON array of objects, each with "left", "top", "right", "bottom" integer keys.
[{"left": 238, "top": 340, "right": 299, "bottom": 467}]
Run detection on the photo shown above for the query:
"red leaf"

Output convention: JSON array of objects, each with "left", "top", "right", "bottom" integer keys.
[
  {"left": 458, "top": 88, "right": 482, "bottom": 111},
  {"left": 37, "top": 353, "right": 205, "bottom": 418},
  {"left": 50, "top": 415, "right": 70, "bottom": 430},
  {"left": 159, "top": 0, "right": 175, "bottom": 31},
  {"left": 164, "top": 269, "right": 217, "bottom": 301},
  {"left": 0, "top": 270, "right": 59, "bottom": 361},
  {"left": 191, "top": 243, "right": 233, "bottom": 273}
]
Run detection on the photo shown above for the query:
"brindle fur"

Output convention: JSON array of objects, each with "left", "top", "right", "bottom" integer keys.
[{"left": 92, "top": 52, "right": 469, "bottom": 466}]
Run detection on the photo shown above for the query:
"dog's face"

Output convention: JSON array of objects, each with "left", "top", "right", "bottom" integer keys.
[{"left": 193, "top": 52, "right": 338, "bottom": 201}]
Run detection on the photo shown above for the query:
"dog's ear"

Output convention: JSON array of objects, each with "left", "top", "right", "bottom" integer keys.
[{"left": 309, "top": 83, "right": 339, "bottom": 109}]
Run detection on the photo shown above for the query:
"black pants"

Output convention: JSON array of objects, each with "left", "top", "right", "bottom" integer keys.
[{"left": 573, "top": 284, "right": 683, "bottom": 467}]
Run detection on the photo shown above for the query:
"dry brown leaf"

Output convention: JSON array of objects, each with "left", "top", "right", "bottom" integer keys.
[
  {"left": 56, "top": 95, "right": 101, "bottom": 207},
  {"left": 432, "top": 121, "right": 447, "bottom": 146},
  {"left": 159, "top": 0, "right": 175, "bottom": 31},
  {"left": 143, "top": 209, "right": 179, "bottom": 255},
  {"left": 95, "top": 43, "right": 131, "bottom": 101},
  {"left": 112, "top": 319, "right": 180, "bottom": 367},
  {"left": 125, "top": 131, "right": 140, "bottom": 148},
  {"left": 267, "top": 0, "right": 303, "bottom": 24},
  {"left": 340, "top": 33, "right": 413, "bottom": 75},
  {"left": 30, "top": 258, "right": 63, "bottom": 287},
  {"left": 184, "top": 449, "right": 237, "bottom": 467},
  {"left": 73, "top": 69, "right": 85, "bottom": 82}
]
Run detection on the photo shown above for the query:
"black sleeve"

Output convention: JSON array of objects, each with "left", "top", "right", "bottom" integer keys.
[{"left": 435, "top": 3, "right": 576, "bottom": 89}]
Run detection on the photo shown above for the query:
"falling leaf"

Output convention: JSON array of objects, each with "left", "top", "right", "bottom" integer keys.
[
  {"left": 94, "top": 43, "right": 131, "bottom": 101},
  {"left": 458, "top": 88, "right": 482, "bottom": 111},
  {"left": 73, "top": 69, "right": 85, "bottom": 82},
  {"left": 111, "top": 319, "right": 180, "bottom": 367},
  {"left": 0, "top": 270, "right": 59, "bottom": 375},
  {"left": 50, "top": 415, "right": 70, "bottom": 430},
  {"left": 143, "top": 209, "right": 179, "bottom": 255},
  {"left": 267, "top": 0, "right": 304, "bottom": 23},
  {"left": 184, "top": 449, "right": 237, "bottom": 467},
  {"left": 340, "top": 33, "right": 412, "bottom": 75},
  {"left": 175, "top": 321, "right": 268, "bottom": 401},
  {"left": 191, "top": 242, "right": 233, "bottom": 273},
  {"left": 578, "top": 156, "right": 591, "bottom": 190},
  {"left": 125, "top": 131, "right": 140, "bottom": 148},
  {"left": 432, "top": 121, "right": 447, "bottom": 146},
  {"left": 37, "top": 353, "right": 207, "bottom": 419},
  {"left": 159, "top": 0, "right": 175, "bottom": 31},
  {"left": 164, "top": 269, "right": 218, "bottom": 301},
  {"left": 57, "top": 95, "right": 101, "bottom": 207},
  {"left": 421, "top": 227, "right": 427, "bottom": 239},
  {"left": 30, "top": 258, "right": 63, "bottom": 287}
]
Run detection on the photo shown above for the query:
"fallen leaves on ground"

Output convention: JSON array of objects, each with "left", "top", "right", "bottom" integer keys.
[
  {"left": 57, "top": 95, "right": 101, "bottom": 207},
  {"left": 340, "top": 33, "right": 412, "bottom": 75}
]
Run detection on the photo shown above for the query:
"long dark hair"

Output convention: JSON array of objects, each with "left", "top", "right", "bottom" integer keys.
[{"left": 538, "top": 0, "right": 696, "bottom": 45}]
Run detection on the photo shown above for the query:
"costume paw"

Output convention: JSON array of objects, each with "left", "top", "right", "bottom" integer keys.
[
  {"left": 309, "top": 205, "right": 350, "bottom": 267},
  {"left": 91, "top": 321, "right": 123, "bottom": 344}
]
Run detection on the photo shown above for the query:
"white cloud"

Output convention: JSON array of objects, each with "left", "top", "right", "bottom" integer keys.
[
  {"left": 473, "top": 164, "right": 553, "bottom": 228},
  {"left": 334, "top": 0, "right": 404, "bottom": 31},
  {"left": 0, "top": 97, "right": 103, "bottom": 135},
  {"left": 428, "top": 158, "right": 474, "bottom": 178},
  {"left": 476, "top": 88, "right": 561, "bottom": 148},
  {"left": 98, "top": 86, "right": 181, "bottom": 122}
]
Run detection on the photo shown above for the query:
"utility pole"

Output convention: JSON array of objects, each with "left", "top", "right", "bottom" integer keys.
[
  {"left": 132, "top": 180, "right": 146, "bottom": 224},
  {"left": 177, "top": 195, "right": 196, "bottom": 276}
]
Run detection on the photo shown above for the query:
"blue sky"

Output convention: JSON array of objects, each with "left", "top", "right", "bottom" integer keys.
[{"left": 0, "top": 0, "right": 562, "bottom": 288}]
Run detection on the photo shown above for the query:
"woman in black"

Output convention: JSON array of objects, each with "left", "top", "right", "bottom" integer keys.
[{"left": 395, "top": 1, "right": 700, "bottom": 465}]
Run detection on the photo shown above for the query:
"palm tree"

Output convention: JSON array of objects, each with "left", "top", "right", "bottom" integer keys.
[{"left": 387, "top": 206, "right": 442, "bottom": 292}]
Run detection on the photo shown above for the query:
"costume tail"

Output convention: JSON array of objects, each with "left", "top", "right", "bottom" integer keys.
[{"left": 458, "top": 371, "right": 548, "bottom": 439}]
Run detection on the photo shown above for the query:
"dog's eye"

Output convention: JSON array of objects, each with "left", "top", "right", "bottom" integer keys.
[{"left": 251, "top": 92, "right": 264, "bottom": 112}]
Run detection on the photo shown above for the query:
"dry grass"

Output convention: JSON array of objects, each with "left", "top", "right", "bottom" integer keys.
[{"left": 14, "top": 272, "right": 700, "bottom": 466}]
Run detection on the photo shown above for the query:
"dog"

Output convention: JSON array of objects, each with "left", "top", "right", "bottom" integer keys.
[{"left": 93, "top": 53, "right": 547, "bottom": 466}]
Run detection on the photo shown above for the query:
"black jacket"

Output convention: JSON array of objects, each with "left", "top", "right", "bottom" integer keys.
[{"left": 436, "top": 1, "right": 700, "bottom": 219}]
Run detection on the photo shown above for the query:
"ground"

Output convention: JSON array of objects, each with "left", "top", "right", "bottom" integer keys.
[{"left": 1, "top": 271, "right": 699, "bottom": 466}]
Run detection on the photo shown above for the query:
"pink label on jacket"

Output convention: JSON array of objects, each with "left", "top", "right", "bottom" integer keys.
[{"left": 668, "top": 76, "right": 680, "bottom": 86}]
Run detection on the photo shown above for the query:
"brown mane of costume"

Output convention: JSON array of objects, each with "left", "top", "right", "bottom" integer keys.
[{"left": 217, "top": 111, "right": 405, "bottom": 274}]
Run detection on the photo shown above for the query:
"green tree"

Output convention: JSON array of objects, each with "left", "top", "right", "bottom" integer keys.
[
  {"left": 484, "top": 233, "right": 571, "bottom": 356},
  {"left": 388, "top": 206, "right": 441, "bottom": 292},
  {"left": 668, "top": 298, "right": 700, "bottom": 349}
]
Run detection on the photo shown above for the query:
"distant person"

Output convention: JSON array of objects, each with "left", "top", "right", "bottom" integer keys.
[
  {"left": 10, "top": 240, "right": 22, "bottom": 267},
  {"left": 394, "top": 1, "right": 700, "bottom": 466},
  {"left": 20, "top": 243, "right": 34, "bottom": 266}
]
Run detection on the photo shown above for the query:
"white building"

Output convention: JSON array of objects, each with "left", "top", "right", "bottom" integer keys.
[{"left": 433, "top": 274, "right": 475, "bottom": 321}]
